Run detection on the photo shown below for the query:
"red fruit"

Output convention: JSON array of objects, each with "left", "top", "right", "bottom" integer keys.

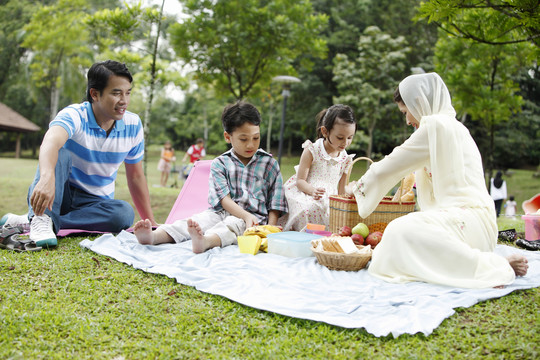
[
  {"left": 339, "top": 226, "right": 352, "bottom": 236},
  {"left": 351, "top": 233, "right": 364, "bottom": 245},
  {"left": 365, "top": 231, "right": 383, "bottom": 248}
]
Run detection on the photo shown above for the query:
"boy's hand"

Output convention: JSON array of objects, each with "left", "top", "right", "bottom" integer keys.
[{"left": 243, "top": 214, "right": 259, "bottom": 228}]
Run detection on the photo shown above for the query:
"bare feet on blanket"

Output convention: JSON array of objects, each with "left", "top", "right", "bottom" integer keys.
[
  {"left": 134, "top": 219, "right": 154, "bottom": 245},
  {"left": 188, "top": 218, "right": 220, "bottom": 253},
  {"left": 507, "top": 254, "right": 528, "bottom": 277}
]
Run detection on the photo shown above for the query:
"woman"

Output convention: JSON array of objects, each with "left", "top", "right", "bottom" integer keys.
[
  {"left": 490, "top": 171, "right": 507, "bottom": 217},
  {"left": 346, "top": 73, "right": 527, "bottom": 288}
]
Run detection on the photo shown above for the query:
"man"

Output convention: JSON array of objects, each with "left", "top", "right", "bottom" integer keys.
[{"left": 1, "top": 60, "right": 157, "bottom": 247}]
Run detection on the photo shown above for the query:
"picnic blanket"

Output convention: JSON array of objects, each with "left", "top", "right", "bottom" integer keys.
[{"left": 80, "top": 231, "right": 540, "bottom": 337}]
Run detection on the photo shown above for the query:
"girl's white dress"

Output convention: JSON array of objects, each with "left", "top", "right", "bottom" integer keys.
[
  {"left": 279, "top": 138, "right": 353, "bottom": 231},
  {"left": 352, "top": 73, "right": 515, "bottom": 288}
]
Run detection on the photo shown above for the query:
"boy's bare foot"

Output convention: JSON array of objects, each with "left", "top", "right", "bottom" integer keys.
[
  {"left": 134, "top": 219, "right": 154, "bottom": 245},
  {"left": 507, "top": 254, "right": 528, "bottom": 277},
  {"left": 187, "top": 218, "right": 208, "bottom": 253},
  {"left": 187, "top": 218, "right": 221, "bottom": 253}
]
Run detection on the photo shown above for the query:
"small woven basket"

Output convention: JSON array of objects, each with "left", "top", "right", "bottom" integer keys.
[
  {"left": 311, "top": 241, "right": 372, "bottom": 271},
  {"left": 328, "top": 157, "right": 415, "bottom": 234}
]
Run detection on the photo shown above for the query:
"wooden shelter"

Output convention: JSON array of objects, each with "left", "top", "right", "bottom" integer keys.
[{"left": 0, "top": 102, "right": 41, "bottom": 158}]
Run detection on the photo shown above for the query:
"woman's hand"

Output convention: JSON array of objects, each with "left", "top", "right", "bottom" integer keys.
[{"left": 344, "top": 181, "right": 356, "bottom": 196}]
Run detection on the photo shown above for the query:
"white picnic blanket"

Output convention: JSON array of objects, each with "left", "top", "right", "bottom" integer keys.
[{"left": 80, "top": 232, "right": 540, "bottom": 337}]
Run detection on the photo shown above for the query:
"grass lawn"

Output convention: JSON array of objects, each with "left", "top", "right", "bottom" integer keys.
[{"left": 1, "top": 148, "right": 539, "bottom": 359}]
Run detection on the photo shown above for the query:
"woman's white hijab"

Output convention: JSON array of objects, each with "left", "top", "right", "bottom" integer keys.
[
  {"left": 398, "top": 73, "right": 491, "bottom": 209},
  {"left": 398, "top": 72, "right": 456, "bottom": 122}
]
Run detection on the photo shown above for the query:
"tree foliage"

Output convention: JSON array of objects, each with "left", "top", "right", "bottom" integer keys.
[
  {"left": 333, "top": 26, "right": 409, "bottom": 158},
  {"left": 434, "top": 31, "right": 534, "bottom": 176},
  {"left": 416, "top": 0, "right": 540, "bottom": 53},
  {"left": 169, "top": 0, "right": 328, "bottom": 100}
]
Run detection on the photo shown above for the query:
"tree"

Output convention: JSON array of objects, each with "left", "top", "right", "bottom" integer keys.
[
  {"left": 333, "top": 26, "right": 409, "bottom": 159},
  {"left": 434, "top": 32, "right": 534, "bottom": 177},
  {"left": 416, "top": 0, "right": 540, "bottom": 51},
  {"left": 21, "top": 0, "right": 94, "bottom": 126},
  {"left": 169, "top": 0, "right": 328, "bottom": 100},
  {"left": 86, "top": 1, "right": 185, "bottom": 174}
]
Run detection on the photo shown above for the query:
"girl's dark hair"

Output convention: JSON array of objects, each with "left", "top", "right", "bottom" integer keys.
[
  {"left": 221, "top": 101, "right": 261, "bottom": 133},
  {"left": 86, "top": 60, "right": 133, "bottom": 103},
  {"left": 315, "top": 104, "right": 356, "bottom": 139},
  {"left": 393, "top": 86, "right": 403, "bottom": 103}
]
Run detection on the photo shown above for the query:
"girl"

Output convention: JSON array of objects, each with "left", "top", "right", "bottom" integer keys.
[
  {"left": 279, "top": 104, "right": 356, "bottom": 231},
  {"left": 157, "top": 141, "right": 175, "bottom": 187}
]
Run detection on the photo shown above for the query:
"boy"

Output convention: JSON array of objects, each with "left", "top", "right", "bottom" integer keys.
[
  {"left": 134, "top": 101, "right": 288, "bottom": 253},
  {"left": 1, "top": 60, "right": 156, "bottom": 248}
]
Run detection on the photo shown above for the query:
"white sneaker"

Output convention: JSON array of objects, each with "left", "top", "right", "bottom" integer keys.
[
  {"left": 0, "top": 213, "right": 30, "bottom": 228},
  {"left": 30, "top": 215, "right": 57, "bottom": 248}
]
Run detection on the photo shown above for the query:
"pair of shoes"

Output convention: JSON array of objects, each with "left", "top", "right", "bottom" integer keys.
[
  {"left": 515, "top": 239, "right": 540, "bottom": 251},
  {"left": 0, "top": 213, "right": 30, "bottom": 229},
  {"left": 30, "top": 215, "right": 57, "bottom": 248},
  {"left": 0, "top": 225, "right": 42, "bottom": 252}
]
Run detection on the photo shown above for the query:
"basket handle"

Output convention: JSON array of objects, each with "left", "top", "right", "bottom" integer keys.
[
  {"left": 346, "top": 156, "right": 405, "bottom": 204},
  {"left": 345, "top": 157, "right": 373, "bottom": 185}
]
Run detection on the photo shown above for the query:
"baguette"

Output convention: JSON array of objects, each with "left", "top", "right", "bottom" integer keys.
[{"left": 392, "top": 173, "right": 415, "bottom": 202}]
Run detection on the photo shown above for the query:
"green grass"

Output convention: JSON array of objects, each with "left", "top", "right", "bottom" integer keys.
[{"left": 1, "top": 149, "right": 539, "bottom": 359}]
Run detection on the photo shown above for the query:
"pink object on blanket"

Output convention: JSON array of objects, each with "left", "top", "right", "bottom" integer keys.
[{"left": 165, "top": 159, "right": 212, "bottom": 224}]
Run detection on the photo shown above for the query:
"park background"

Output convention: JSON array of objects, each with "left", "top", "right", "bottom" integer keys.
[{"left": 0, "top": 0, "right": 539, "bottom": 359}]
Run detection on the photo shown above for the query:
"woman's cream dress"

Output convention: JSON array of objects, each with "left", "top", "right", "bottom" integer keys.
[{"left": 352, "top": 73, "right": 515, "bottom": 288}]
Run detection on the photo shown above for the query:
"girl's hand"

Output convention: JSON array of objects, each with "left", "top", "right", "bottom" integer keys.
[
  {"left": 312, "top": 187, "right": 325, "bottom": 200},
  {"left": 344, "top": 181, "right": 356, "bottom": 196}
]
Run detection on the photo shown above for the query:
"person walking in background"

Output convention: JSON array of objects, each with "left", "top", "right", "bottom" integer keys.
[
  {"left": 181, "top": 138, "right": 206, "bottom": 178},
  {"left": 157, "top": 140, "right": 175, "bottom": 187},
  {"left": 505, "top": 195, "right": 517, "bottom": 219},
  {"left": 490, "top": 171, "right": 507, "bottom": 217},
  {"left": 278, "top": 104, "right": 356, "bottom": 231}
]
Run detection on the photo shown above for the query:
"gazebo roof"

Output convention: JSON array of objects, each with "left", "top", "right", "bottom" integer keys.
[{"left": 0, "top": 102, "right": 41, "bottom": 132}]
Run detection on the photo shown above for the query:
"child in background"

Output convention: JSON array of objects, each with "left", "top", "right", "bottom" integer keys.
[
  {"left": 134, "top": 101, "right": 288, "bottom": 253},
  {"left": 505, "top": 195, "right": 517, "bottom": 219},
  {"left": 278, "top": 104, "right": 356, "bottom": 231},
  {"left": 157, "top": 141, "right": 175, "bottom": 187},
  {"left": 181, "top": 138, "right": 206, "bottom": 177}
]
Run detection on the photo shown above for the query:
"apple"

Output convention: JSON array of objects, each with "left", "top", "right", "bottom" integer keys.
[
  {"left": 365, "top": 231, "right": 383, "bottom": 248},
  {"left": 352, "top": 222, "right": 369, "bottom": 238},
  {"left": 351, "top": 233, "right": 364, "bottom": 246},
  {"left": 339, "top": 225, "right": 352, "bottom": 236}
]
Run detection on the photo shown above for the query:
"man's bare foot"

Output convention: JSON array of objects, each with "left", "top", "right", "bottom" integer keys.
[
  {"left": 507, "top": 254, "right": 528, "bottom": 277},
  {"left": 134, "top": 219, "right": 154, "bottom": 245}
]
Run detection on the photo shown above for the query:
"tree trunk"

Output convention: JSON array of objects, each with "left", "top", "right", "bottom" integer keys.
[{"left": 142, "top": 0, "right": 166, "bottom": 176}]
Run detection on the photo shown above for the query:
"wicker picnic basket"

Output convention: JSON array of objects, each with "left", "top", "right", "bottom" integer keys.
[
  {"left": 328, "top": 157, "right": 416, "bottom": 234},
  {"left": 311, "top": 239, "right": 372, "bottom": 271}
]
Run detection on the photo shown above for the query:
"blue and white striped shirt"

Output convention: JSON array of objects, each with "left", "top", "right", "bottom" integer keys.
[
  {"left": 208, "top": 149, "right": 288, "bottom": 224},
  {"left": 50, "top": 101, "right": 144, "bottom": 199}
]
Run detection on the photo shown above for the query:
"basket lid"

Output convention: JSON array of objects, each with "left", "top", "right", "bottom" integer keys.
[{"left": 267, "top": 231, "right": 323, "bottom": 243}]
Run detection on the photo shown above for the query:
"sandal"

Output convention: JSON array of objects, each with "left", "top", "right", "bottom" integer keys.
[{"left": 0, "top": 225, "right": 42, "bottom": 252}]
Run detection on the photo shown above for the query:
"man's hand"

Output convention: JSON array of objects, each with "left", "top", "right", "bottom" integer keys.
[{"left": 30, "top": 176, "right": 56, "bottom": 216}]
